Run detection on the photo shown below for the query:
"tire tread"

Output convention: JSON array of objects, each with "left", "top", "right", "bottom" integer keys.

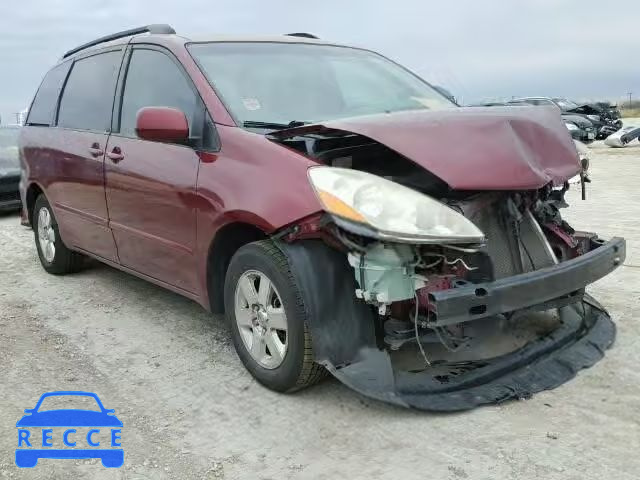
[
  {"left": 234, "top": 239, "right": 327, "bottom": 391},
  {"left": 33, "top": 194, "right": 84, "bottom": 275}
]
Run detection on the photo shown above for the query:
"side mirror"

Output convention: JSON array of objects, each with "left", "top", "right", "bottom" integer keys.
[
  {"left": 135, "top": 107, "right": 189, "bottom": 143},
  {"left": 24, "top": 409, "right": 34, "bottom": 414}
]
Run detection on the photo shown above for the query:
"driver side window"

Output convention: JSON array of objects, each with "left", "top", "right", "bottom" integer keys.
[{"left": 119, "top": 49, "right": 198, "bottom": 138}]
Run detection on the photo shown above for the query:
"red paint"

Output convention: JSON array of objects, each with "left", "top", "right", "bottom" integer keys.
[
  {"left": 271, "top": 107, "right": 582, "bottom": 190},
  {"left": 135, "top": 107, "right": 189, "bottom": 142},
  {"left": 544, "top": 223, "right": 578, "bottom": 248},
  {"left": 103, "top": 134, "right": 203, "bottom": 294},
  {"left": 417, "top": 276, "right": 455, "bottom": 313},
  {"left": 20, "top": 127, "right": 119, "bottom": 263},
  {"left": 18, "top": 32, "right": 582, "bottom": 312}
]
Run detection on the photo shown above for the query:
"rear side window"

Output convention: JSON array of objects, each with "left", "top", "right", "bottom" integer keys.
[
  {"left": 119, "top": 49, "right": 198, "bottom": 138},
  {"left": 26, "top": 62, "right": 71, "bottom": 126},
  {"left": 57, "top": 51, "right": 122, "bottom": 132}
]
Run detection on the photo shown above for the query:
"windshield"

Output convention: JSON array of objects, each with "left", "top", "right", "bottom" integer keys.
[
  {"left": 553, "top": 98, "right": 580, "bottom": 110},
  {"left": 188, "top": 42, "right": 455, "bottom": 127}
]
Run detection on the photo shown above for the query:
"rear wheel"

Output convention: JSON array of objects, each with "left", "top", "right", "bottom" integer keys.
[
  {"left": 224, "top": 240, "right": 325, "bottom": 392},
  {"left": 33, "top": 194, "right": 84, "bottom": 274}
]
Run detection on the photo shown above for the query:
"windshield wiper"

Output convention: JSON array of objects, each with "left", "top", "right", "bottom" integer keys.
[{"left": 242, "top": 120, "right": 309, "bottom": 130}]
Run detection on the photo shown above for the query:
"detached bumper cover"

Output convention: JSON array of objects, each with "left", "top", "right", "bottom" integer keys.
[
  {"left": 337, "top": 300, "right": 615, "bottom": 411},
  {"left": 278, "top": 239, "right": 622, "bottom": 411},
  {"left": 430, "top": 237, "right": 625, "bottom": 326}
]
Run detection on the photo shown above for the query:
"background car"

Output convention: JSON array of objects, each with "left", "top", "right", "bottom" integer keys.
[
  {"left": 561, "top": 114, "right": 597, "bottom": 143},
  {"left": 604, "top": 125, "right": 640, "bottom": 147},
  {"left": 0, "top": 124, "right": 21, "bottom": 212},
  {"left": 473, "top": 100, "right": 596, "bottom": 143},
  {"left": 589, "top": 101, "right": 622, "bottom": 121},
  {"left": 513, "top": 96, "right": 621, "bottom": 138}
]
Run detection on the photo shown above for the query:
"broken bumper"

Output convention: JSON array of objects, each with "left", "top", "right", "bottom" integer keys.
[
  {"left": 430, "top": 237, "right": 625, "bottom": 326},
  {"left": 330, "top": 297, "right": 615, "bottom": 411},
  {"left": 278, "top": 239, "right": 623, "bottom": 411}
]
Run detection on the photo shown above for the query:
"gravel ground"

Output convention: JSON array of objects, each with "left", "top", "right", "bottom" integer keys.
[{"left": 0, "top": 142, "right": 639, "bottom": 479}]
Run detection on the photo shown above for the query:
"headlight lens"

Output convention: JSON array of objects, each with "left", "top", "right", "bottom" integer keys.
[
  {"left": 308, "top": 167, "right": 485, "bottom": 244},
  {"left": 587, "top": 114, "right": 600, "bottom": 122},
  {"left": 565, "top": 122, "right": 579, "bottom": 131}
]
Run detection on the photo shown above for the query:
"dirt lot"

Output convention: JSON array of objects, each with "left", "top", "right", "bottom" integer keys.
[{"left": 1, "top": 142, "right": 639, "bottom": 480}]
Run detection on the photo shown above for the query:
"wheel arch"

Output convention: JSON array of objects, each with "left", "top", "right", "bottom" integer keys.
[
  {"left": 25, "top": 182, "right": 45, "bottom": 226},
  {"left": 206, "top": 221, "right": 268, "bottom": 314}
]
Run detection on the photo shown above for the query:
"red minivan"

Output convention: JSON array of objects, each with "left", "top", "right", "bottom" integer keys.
[{"left": 20, "top": 25, "right": 625, "bottom": 411}]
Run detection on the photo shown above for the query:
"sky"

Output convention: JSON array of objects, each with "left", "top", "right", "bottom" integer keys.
[{"left": 1, "top": 0, "right": 638, "bottom": 123}]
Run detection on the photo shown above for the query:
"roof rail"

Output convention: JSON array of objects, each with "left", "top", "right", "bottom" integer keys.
[
  {"left": 285, "top": 32, "right": 319, "bottom": 39},
  {"left": 62, "top": 24, "right": 176, "bottom": 59}
]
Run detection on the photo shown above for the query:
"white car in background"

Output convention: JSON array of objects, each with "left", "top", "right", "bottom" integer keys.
[{"left": 604, "top": 125, "right": 640, "bottom": 147}]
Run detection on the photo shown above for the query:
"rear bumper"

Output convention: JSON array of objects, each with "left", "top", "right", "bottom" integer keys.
[{"left": 429, "top": 237, "right": 625, "bottom": 326}]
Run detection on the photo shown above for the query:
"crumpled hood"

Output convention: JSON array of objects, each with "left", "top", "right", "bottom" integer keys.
[{"left": 271, "top": 106, "right": 581, "bottom": 190}]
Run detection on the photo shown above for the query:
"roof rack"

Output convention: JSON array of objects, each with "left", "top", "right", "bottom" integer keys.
[
  {"left": 62, "top": 24, "right": 176, "bottom": 59},
  {"left": 285, "top": 32, "right": 319, "bottom": 39}
]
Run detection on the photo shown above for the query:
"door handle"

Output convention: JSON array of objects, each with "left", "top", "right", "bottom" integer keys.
[
  {"left": 107, "top": 147, "right": 124, "bottom": 163},
  {"left": 88, "top": 143, "right": 103, "bottom": 157}
]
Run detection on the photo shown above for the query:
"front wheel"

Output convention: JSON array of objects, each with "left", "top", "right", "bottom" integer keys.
[
  {"left": 33, "top": 194, "right": 84, "bottom": 274},
  {"left": 224, "top": 240, "right": 325, "bottom": 392}
]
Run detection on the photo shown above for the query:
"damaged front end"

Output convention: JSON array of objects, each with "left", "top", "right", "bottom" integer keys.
[{"left": 271, "top": 109, "right": 625, "bottom": 411}]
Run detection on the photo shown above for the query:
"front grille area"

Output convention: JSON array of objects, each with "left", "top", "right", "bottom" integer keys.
[
  {"left": 465, "top": 199, "right": 555, "bottom": 279},
  {"left": 470, "top": 207, "right": 522, "bottom": 278}
]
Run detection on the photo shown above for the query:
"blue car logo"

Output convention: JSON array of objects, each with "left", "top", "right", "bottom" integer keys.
[{"left": 15, "top": 391, "right": 123, "bottom": 468}]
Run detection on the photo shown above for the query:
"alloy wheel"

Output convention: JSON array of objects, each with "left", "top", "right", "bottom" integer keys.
[
  {"left": 234, "top": 270, "right": 288, "bottom": 369},
  {"left": 37, "top": 207, "right": 56, "bottom": 263}
]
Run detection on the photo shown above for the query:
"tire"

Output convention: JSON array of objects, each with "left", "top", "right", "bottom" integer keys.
[
  {"left": 33, "top": 194, "right": 84, "bottom": 275},
  {"left": 224, "top": 240, "right": 326, "bottom": 392}
]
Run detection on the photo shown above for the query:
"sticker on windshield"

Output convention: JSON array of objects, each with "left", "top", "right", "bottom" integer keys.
[
  {"left": 15, "top": 391, "right": 123, "bottom": 468},
  {"left": 242, "top": 98, "right": 261, "bottom": 111}
]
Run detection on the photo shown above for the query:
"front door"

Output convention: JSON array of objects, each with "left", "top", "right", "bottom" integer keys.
[{"left": 105, "top": 47, "right": 205, "bottom": 294}]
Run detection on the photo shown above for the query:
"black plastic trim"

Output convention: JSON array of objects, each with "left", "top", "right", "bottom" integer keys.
[
  {"left": 62, "top": 24, "right": 175, "bottom": 59},
  {"left": 429, "top": 237, "right": 625, "bottom": 326}
]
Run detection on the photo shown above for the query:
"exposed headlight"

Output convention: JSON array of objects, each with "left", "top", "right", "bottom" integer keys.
[
  {"left": 565, "top": 123, "right": 579, "bottom": 131},
  {"left": 587, "top": 114, "right": 600, "bottom": 122},
  {"left": 307, "top": 167, "right": 485, "bottom": 244}
]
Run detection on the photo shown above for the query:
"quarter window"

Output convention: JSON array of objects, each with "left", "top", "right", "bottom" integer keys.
[
  {"left": 119, "top": 49, "right": 198, "bottom": 138},
  {"left": 26, "top": 62, "right": 72, "bottom": 126},
  {"left": 57, "top": 51, "right": 122, "bottom": 131}
]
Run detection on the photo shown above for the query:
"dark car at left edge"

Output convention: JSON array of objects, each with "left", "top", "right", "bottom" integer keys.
[{"left": 0, "top": 125, "right": 22, "bottom": 212}]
